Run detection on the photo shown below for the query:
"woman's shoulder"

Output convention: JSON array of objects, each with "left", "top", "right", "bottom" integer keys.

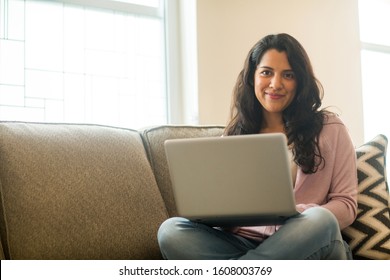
[
  {"left": 322, "top": 111, "right": 345, "bottom": 126},
  {"left": 320, "top": 111, "right": 353, "bottom": 146}
]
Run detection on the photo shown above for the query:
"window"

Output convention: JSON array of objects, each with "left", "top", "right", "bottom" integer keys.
[
  {"left": 0, "top": 0, "right": 168, "bottom": 129},
  {"left": 358, "top": 0, "right": 390, "bottom": 142}
]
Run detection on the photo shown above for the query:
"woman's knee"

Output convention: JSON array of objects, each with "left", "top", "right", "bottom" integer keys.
[
  {"left": 157, "top": 217, "right": 188, "bottom": 258},
  {"left": 302, "top": 207, "right": 340, "bottom": 236},
  {"left": 158, "top": 217, "right": 186, "bottom": 242}
]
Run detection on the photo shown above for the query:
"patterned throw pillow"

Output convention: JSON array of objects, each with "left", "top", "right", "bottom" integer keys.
[{"left": 342, "top": 134, "right": 390, "bottom": 259}]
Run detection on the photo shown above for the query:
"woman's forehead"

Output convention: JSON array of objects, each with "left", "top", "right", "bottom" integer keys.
[{"left": 257, "top": 49, "right": 292, "bottom": 70}]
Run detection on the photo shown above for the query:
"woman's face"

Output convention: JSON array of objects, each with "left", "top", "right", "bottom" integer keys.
[{"left": 254, "top": 49, "right": 297, "bottom": 118}]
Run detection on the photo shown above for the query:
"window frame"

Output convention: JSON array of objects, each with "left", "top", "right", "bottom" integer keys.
[
  {"left": 51, "top": 0, "right": 163, "bottom": 17},
  {"left": 0, "top": 0, "right": 185, "bottom": 127},
  {"left": 361, "top": 42, "right": 390, "bottom": 54},
  {"left": 358, "top": 0, "right": 390, "bottom": 142},
  {"left": 59, "top": 0, "right": 185, "bottom": 125}
]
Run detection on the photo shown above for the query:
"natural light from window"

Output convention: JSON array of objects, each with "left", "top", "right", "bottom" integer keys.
[
  {"left": 113, "top": 0, "right": 159, "bottom": 7},
  {"left": 358, "top": 0, "right": 390, "bottom": 142},
  {"left": 0, "top": 0, "right": 167, "bottom": 129}
]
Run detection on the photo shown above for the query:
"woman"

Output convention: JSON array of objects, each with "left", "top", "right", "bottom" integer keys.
[{"left": 157, "top": 33, "right": 358, "bottom": 259}]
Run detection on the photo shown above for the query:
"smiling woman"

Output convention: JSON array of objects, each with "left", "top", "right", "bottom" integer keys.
[
  {"left": 157, "top": 33, "right": 359, "bottom": 260},
  {"left": 254, "top": 50, "right": 297, "bottom": 130}
]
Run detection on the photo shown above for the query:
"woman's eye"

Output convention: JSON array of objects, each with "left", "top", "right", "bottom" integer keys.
[
  {"left": 284, "top": 72, "right": 295, "bottom": 79},
  {"left": 260, "top": 70, "right": 272, "bottom": 76}
]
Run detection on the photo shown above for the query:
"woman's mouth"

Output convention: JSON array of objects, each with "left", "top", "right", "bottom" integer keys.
[{"left": 267, "top": 93, "right": 284, "bottom": 100}]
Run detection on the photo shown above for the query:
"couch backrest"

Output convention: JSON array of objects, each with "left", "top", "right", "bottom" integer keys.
[
  {"left": 141, "top": 125, "right": 225, "bottom": 217},
  {"left": 0, "top": 122, "right": 168, "bottom": 259}
]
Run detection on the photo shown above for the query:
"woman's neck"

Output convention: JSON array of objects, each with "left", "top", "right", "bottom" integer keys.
[{"left": 260, "top": 113, "right": 285, "bottom": 134}]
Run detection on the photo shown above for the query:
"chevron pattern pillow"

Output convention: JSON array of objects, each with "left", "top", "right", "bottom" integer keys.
[{"left": 342, "top": 134, "right": 390, "bottom": 259}]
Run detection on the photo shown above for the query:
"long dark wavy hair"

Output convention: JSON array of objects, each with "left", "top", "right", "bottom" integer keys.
[{"left": 224, "top": 33, "right": 327, "bottom": 174}]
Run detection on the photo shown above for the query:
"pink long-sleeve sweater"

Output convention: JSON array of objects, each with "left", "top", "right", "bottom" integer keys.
[{"left": 234, "top": 114, "right": 358, "bottom": 242}]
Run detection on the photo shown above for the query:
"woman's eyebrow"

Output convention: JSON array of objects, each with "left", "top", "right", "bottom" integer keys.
[
  {"left": 257, "top": 65, "right": 293, "bottom": 72},
  {"left": 257, "top": 65, "right": 273, "bottom": 69}
]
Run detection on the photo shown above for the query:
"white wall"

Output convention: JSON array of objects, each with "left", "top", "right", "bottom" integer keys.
[{"left": 195, "top": 0, "right": 364, "bottom": 146}]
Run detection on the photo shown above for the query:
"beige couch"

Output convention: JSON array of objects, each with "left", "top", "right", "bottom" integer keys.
[{"left": 0, "top": 121, "right": 389, "bottom": 260}]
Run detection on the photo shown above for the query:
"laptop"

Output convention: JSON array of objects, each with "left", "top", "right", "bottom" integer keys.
[{"left": 164, "top": 133, "right": 299, "bottom": 227}]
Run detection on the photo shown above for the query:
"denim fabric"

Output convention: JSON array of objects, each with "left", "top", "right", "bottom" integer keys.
[{"left": 157, "top": 207, "right": 352, "bottom": 260}]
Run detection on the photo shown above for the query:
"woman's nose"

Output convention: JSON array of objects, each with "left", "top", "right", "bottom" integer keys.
[{"left": 269, "top": 75, "right": 283, "bottom": 89}]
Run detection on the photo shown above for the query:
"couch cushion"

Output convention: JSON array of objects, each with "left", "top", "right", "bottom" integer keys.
[
  {"left": 0, "top": 122, "right": 168, "bottom": 259},
  {"left": 342, "top": 134, "right": 390, "bottom": 259},
  {"left": 0, "top": 238, "right": 4, "bottom": 259},
  {"left": 141, "top": 125, "right": 225, "bottom": 216}
]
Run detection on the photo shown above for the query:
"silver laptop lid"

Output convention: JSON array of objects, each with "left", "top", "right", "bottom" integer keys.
[{"left": 164, "top": 133, "right": 298, "bottom": 226}]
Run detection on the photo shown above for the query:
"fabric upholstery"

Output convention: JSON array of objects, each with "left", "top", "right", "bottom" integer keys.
[
  {"left": 0, "top": 121, "right": 389, "bottom": 260},
  {"left": 0, "top": 122, "right": 168, "bottom": 259},
  {"left": 0, "top": 238, "right": 4, "bottom": 259},
  {"left": 141, "top": 125, "right": 225, "bottom": 216},
  {"left": 342, "top": 134, "right": 390, "bottom": 259}
]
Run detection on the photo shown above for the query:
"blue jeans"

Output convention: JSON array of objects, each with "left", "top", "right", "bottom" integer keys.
[{"left": 157, "top": 207, "right": 352, "bottom": 260}]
